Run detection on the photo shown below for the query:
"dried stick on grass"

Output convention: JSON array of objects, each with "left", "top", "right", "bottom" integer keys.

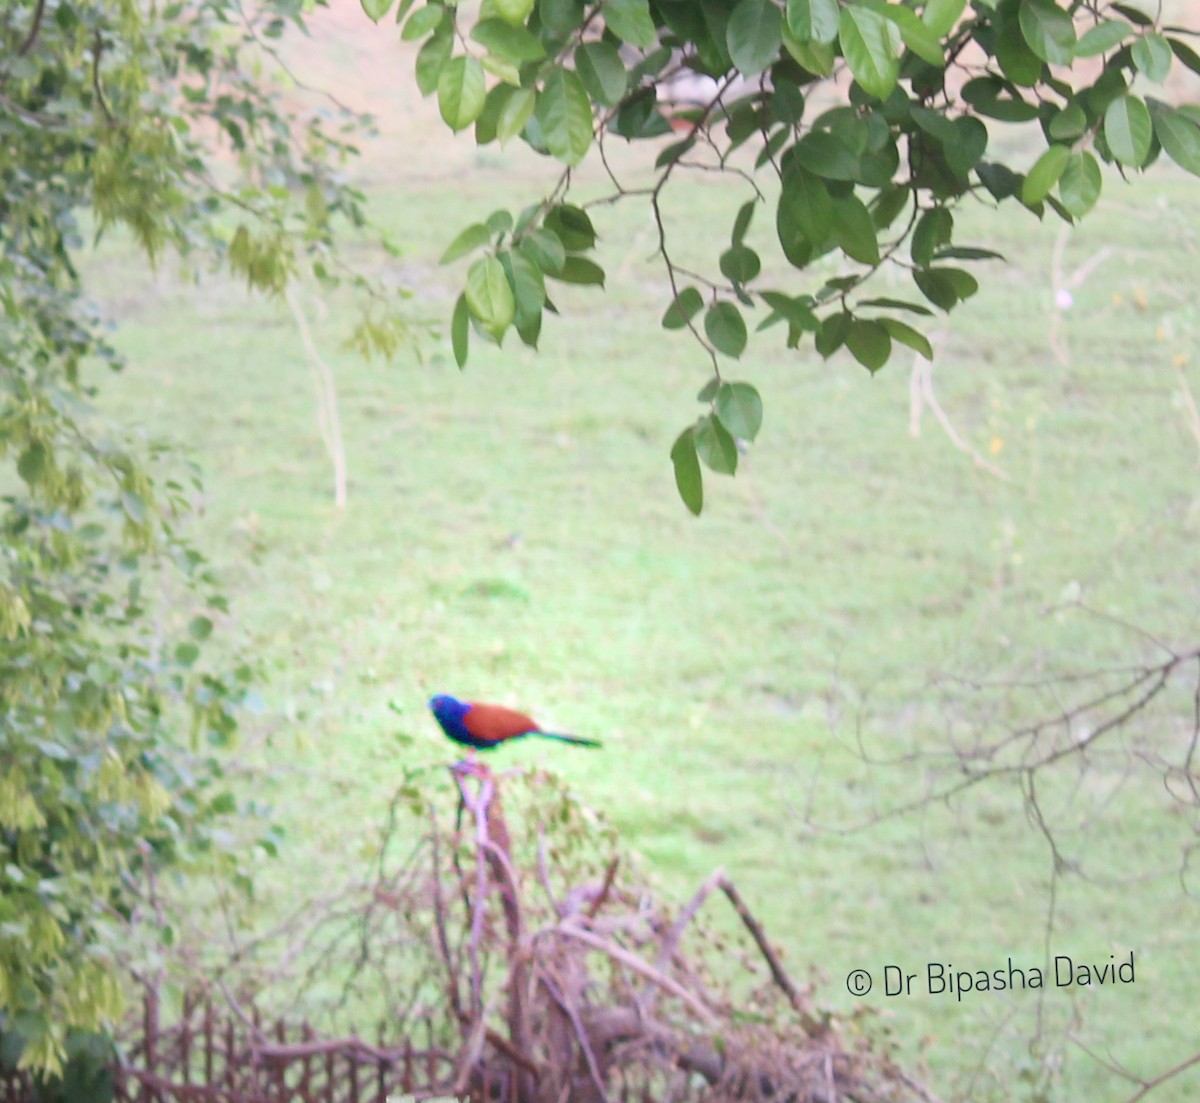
[
  {"left": 286, "top": 285, "right": 347, "bottom": 511},
  {"left": 909, "top": 348, "right": 1009, "bottom": 481},
  {"left": 716, "top": 875, "right": 825, "bottom": 1037}
]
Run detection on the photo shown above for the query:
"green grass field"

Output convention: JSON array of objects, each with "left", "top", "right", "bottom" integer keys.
[{"left": 80, "top": 25, "right": 1200, "bottom": 1100}]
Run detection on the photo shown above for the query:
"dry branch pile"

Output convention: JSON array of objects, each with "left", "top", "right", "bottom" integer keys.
[{"left": 203, "top": 765, "right": 934, "bottom": 1103}]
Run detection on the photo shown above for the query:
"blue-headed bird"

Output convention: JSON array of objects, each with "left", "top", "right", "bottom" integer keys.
[{"left": 429, "top": 694, "right": 600, "bottom": 753}]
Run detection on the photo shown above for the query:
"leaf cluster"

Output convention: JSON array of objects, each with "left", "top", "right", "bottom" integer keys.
[
  {"left": 372, "top": 0, "right": 1200, "bottom": 511},
  {"left": 0, "top": 0, "right": 392, "bottom": 1076}
]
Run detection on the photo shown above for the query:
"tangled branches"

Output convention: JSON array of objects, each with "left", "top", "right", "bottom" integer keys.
[{"left": 197, "top": 765, "right": 932, "bottom": 1103}]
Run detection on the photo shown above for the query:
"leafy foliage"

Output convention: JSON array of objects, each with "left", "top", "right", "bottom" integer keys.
[
  {"left": 373, "top": 0, "right": 1200, "bottom": 510},
  {"left": 0, "top": 0, "right": 399, "bottom": 1077}
]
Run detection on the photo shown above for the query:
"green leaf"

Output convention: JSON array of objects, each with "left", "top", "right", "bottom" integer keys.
[
  {"left": 451, "top": 293, "right": 470, "bottom": 367},
  {"left": 945, "top": 115, "right": 989, "bottom": 177},
  {"left": 1018, "top": 0, "right": 1076, "bottom": 65},
  {"left": 831, "top": 195, "right": 880, "bottom": 264},
  {"left": 576, "top": 42, "right": 628, "bottom": 106},
  {"left": 471, "top": 19, "right": 547, "bottom": 62},
  {"left": 520, "top": 228, "right": 566, "bottom": 275},
  {"left": 544, "top": 204, "right": 596, "bottom": 251},
  {"left": 440, "top": 222, "right": 492, "bottom": 265},
  {"left": 361, "top": 0, "right": 394, "bottom": 22},
  {"left": 663, "top": 286, "right": 705, "bottom": 329},
  {"left": 882, "top": 5, "right": 944, "bottom": 67},
  {"left": 879, "top": 317, "right": 933, "bottom": 358},
  {"left": 604, "top": 0, "right": 657, "bottom": 48},
  {"left": 188, "top": 616, "right": 213, "bottom": 640},
  {"left": 758, "top": 290, "right": 820, "bottom": 332},
  {"left": 995, "top": 0, "right": 1042, "bottom": 86},
  {"left": 790, "top": 132, "right": 861, "bottom": 181},
  {"left": 715, "top": 381, "right": 764, "bottom": 440},
  {"left": 694, "top": 414, "right": 739, "bottom": 474},
  {"left": 911, "top": 207, "right": 952, "bottom": 267},
  {"left": 502, "top": 250, "right": 546, "bottom": 324},
  {"left": 786, "top": 0, "right": 839, "bottom": 44},
  {"left": 551, "top": 256, "right": 606, "bottom": 285},
  {"left": 1104, "top": 94, "right": 1152, "bottom": 166},
  {"left": 656, "top": 136, "right": 697, "bottom": 168},
  {"left": 845, "top": 318, "right": 892, "bottom": 373},
  {"left": 770, "top": 80, "right": 806, "bottom": 125},
  {"left": 438, "top": 57, "right": 487, "bottom": 131},
  {"left": 516, "top": 310, "right": 543, "bottom": 348},
  {"left": 494, "top": 0, "right": 536, "bottom": 25},
  {"left": 1075, "top": 19, "right": 1132, "bottom": 57},
  {"left": 1170, "top": 37, "right": 1200, "bottom": 78},
  {"left": 487, "top": 209, "right": 514, "bottom": 236},
  {"left": 705, "top": 302, "right": 748, "bottom": 358},
  {"left": 922, "top": 0, "right": 967, "bottom": 37},
  {"left": 839, "top": 6, "right": 901, "bottom": 100},
  {"left": 732, "top": 200, "right": 757, "bottom": 245},
  {"left": 210, "top": 791, "right": 238, "bottom": 814},
  {"left": 815, "top": 310, "right": 851, "bottom": 356},
  {"left": 1149, "top": 103, "right": 1200, "bottom": 177},
  {"left": 720, "top": 244, "right": 762, "bottom": 284},
  {"left": 870, "top": 186, "right": 910, "bottom": 229},
  {"left": 975, "top": 160, "right": 1023, "bottom": 199},
  {"left": 932, "top": 245, "right": 1005, "bottom": 261},
  {"left": 670, "top": 428, "right": 704, "bottom": 515},
  {"left": 466, "top": 256, "right": 516, "bottom": 339},
  {"left": 480, "top": 55, "right": 519, "bottom": 86},
  {"left": 782, "top": 26, "right": 837, "bottom": 72},
  {"left": 913, "top": 266, "right": 978, "bottom": 311},
  {"left": 1021, "top": 143, "right": 1070, "bottom": 204},
  {"left": 859, "top": 296, "right": 933, "bottom": 316},
  {"left": 415, "top": 32, "right": 453, "bottom": 96},
  {"left": 1058, "top": 150, "right": 1102, "bottom": 217},
  {"left": 536, "top": 69, "right": 593, "bottom": 166},
  {"left": 474, "top": 85, "right": 508, "bottom": 143},
  {"left": 910, "top": 104, "right": 957, "bottom": 144},
  {"left": 497, "top": 87, "right": 537, "bottom": 144},
  {"left": 1085, "top": 65, "right": 1130, "bottom": 115},
  {"left": 1132, "top": 33, "right": 1173, "bottom": 83},
  {"left": 727, "top": 0, "right": 784, "bottom": 76},
  {"left": 1048, "top": 100, "right": 1087, "bottom": 140},
  {"left": 539, "top": 0, "right": 585, "bottom": 32},
  {"left": 1110, "top": 2, "right": 1152, "bottom": 27},
  {"left": 401, "top": 4, "right": 445, "bottom": 40},
  {"left": 17, "top": 443, "right": 46, "bottom": 486},
  {"left": 175, "top": 641, "right": 200, "bottom": 667}
]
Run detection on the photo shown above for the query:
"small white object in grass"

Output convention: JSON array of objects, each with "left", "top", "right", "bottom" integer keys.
[{"left": 1055, "top": 288, "right": 1074, "bottom": 310}]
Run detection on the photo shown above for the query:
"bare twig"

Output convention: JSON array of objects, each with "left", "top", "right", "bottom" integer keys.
[
  {"left": 285, "top": 285, "right": 347, "bottom": 511},
  {"left": 16, "top": 0, "right": 46, "bottom": 57},
  {"left": 909, "top": 343, "right": 1010, "bottom": 480}
]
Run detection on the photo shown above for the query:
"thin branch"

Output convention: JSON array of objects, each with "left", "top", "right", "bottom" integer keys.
[
  {"left": 92, "top": 31, "right": 115, "bottom": 126},
  {"left": 543, "top": 922, "right": 717, "bottom": 1022},
  {"left": 16, "top": 0, "right": 45, "bottom": 57},
  {"left": 717, "top": 874, "right": 825, "bottom": 1036},
  {"left": 538, "top": 969, "right": 612, "bottom": 1103},
  {"left": 286, "top": 285, "right": 347, "bottom": 511},
  {"left": 1122, "top": 1049, "right": 1200, "bottom": 1103}
]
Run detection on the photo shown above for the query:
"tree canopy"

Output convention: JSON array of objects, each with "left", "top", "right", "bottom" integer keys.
[
  {"left": 0, "top": 0, "right": 401, "bottom": 1076},
  {"left": 365, "top": 0, "right": 1200, "bottom": 511}
]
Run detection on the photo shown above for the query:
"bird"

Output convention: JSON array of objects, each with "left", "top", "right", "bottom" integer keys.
[{"left": 428, "top": 694, "right": 600, "bottom": 753}]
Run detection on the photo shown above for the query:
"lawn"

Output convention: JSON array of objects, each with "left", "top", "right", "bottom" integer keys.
[{"left": 81, "top": 15, "right": 1200, "bottom": 1100}]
